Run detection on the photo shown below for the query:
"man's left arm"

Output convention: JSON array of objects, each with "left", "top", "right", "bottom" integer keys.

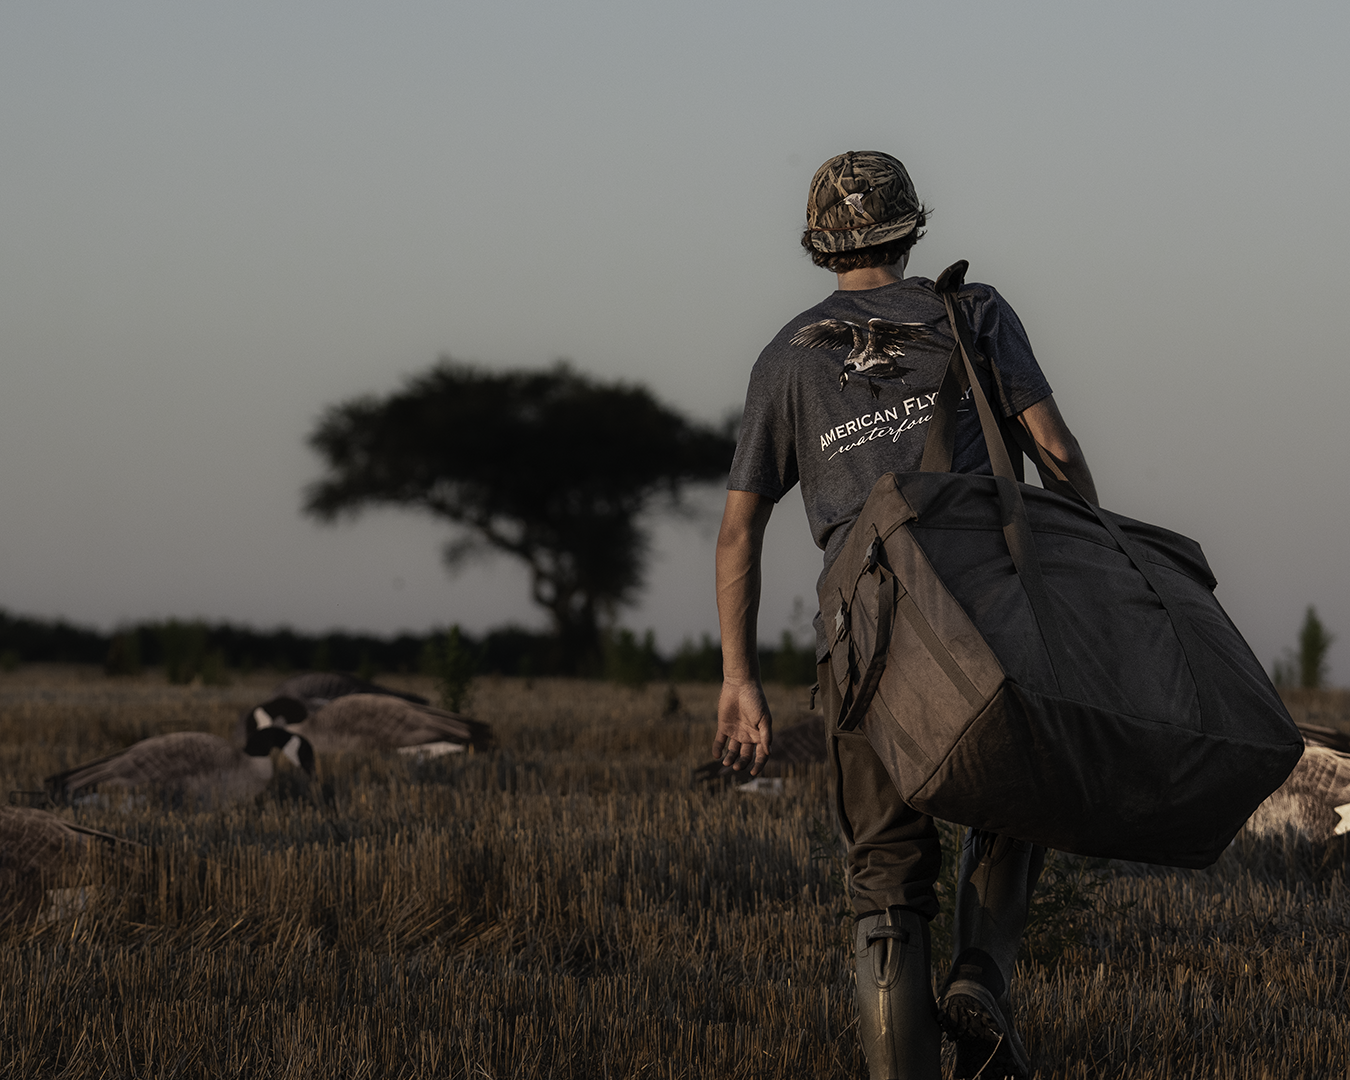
[
  {"left": 1018, "top": 395, "right": 1098, "bottom": 505},
  {"left": 714, "top": 489, "right": 776, "bottom": 775}
]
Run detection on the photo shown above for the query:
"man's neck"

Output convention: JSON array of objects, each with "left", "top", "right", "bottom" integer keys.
[{"left": 834, "top": 258, "right": 907, "bottom": 292}]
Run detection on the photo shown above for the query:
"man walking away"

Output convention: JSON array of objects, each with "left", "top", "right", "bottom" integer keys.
[{"left": 714, "top": 150, "right": 1096, "bottom": 1079}]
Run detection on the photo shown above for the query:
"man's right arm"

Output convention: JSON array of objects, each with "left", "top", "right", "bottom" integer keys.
[
  {"left": 714, "top": 489, "right": 776, "bottom": 775},
  {"left": 1018, "top": 395, "right": 1099, "bottom": 505}
]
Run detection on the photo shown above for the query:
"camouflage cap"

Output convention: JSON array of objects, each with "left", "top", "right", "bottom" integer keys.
[{"left": 804, "top": 151, "right": 921, "bottom": 254}]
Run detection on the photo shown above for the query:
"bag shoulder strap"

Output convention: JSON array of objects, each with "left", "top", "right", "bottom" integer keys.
[
  {"left": 920, "top": 262, "right": 1024, "bottom": 481},
  {"left": 929, "top": 264, "right": 1068, "bottom": 692}
]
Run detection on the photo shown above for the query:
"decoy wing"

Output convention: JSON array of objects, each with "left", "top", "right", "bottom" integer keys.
[
  {"left": 0, "top": 807, "right": 139, "bottom": 921},
  {"left": 271, "top": 671, "right": 429, "bottom": 708},
  {"left": 0, "top": 807, "right": 119, "bottom": 867},
  {"left": 44, "top": 728, "right": 311, "bottom": 808},
  {"left": 298, "top": 694, "right": 493, "bottom": 753},
  {"left": 45, "top": 733, "right": 242, "bottom": 800}
]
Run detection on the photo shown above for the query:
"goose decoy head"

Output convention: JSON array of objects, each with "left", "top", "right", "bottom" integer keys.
[
  {"left": 249, "top": 696, "right": 310, "bottom": 732},
  {"left": 244, "top": 726, "right": 316, "bottom": 776}
]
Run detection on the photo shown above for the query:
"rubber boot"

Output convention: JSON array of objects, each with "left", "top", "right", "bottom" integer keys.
[
  {"left": 939, "top": 830, "right": 1045, "bottom": 1079},
  {"left": 855, "top": 905, "right": 942, "bottom": 1080}
]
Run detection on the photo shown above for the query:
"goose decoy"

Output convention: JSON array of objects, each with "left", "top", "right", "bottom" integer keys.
[
  {"left": 44, "top": 725, "right": 315, "bottom": 809},
  {"left": 790, "top": 317, "right": 928, "bottom": 389},
  {"left": 692, "top": 714, "right": 827, "bottom": 786},
  {"left": 0, "top": 806, "right": 137, "bottom": 922},
  {"left": 249, "top": 693, "right": 492, "bottom": 757},
  {"left": 270, "top": 672, "right": 429, "bottom": 710},
  {"left": 1248, "top": 724, "right": 1350, "bottom": 843},
  {"left": 236, "top": 672, "right": 433, "bottom": 746}
]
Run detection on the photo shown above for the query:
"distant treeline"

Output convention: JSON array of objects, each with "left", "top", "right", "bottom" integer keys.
[{"left": 0, "top": 609, "right": 817, "bottom": 686}]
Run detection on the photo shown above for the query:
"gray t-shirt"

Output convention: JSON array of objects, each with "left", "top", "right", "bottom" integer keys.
[{"left": 727, "top": 275, "right": 1053, "bottom": 658}]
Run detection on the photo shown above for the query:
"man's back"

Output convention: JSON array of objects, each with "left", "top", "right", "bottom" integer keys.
[
  {"left": 731, "top": 276, "right": 1052, "bottom": 571},
  {"left": 729, "top": 274, "right": 1055, "bottom": 664}
]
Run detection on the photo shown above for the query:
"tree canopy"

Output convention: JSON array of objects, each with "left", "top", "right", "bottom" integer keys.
[{"left": 303, "top": 361, "right": 738, "bottom": 672}]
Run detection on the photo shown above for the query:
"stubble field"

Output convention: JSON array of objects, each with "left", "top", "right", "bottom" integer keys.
[{"left": 0, "top": 668, "right": 1346, "bottom": 1079}]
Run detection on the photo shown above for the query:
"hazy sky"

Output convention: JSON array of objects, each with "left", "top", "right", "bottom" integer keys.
[{"left": 2, "top": 2, "right": 1347, "bottom": 681}]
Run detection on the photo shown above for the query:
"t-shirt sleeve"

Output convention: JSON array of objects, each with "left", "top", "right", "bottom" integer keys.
[
  {"left": 962, "top": 286, "right": 1053, "bottom": 417},
  {"left": 726, "top": 351, "right": 799, "bottom": 501}
]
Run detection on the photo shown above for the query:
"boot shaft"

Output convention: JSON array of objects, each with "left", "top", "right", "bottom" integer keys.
[
  {"left": 951, "top": 829, "right": 1046, "bottom": 983},
  {"left": 854, "top": 905, "right": 941, "bottom": 1080}
]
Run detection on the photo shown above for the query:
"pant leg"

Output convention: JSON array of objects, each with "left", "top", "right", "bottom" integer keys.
[
  {"left": 819, "top": 660, "right": 942, "bottom": 921},
  {"left": 950, "top": 828, "right": 1047, "bottom": 983}
]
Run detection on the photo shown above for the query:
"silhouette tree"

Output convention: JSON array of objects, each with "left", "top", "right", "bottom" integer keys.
[
  {"left": 303, "top": 360, "right": 737, "bottom": 672},
  {"left": 1272, "top": 605, "right": 1337, "bottom": 690}
]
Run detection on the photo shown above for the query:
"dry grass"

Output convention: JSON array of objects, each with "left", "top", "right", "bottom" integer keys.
[
  {"left": 0, "top": 668, "right": 1345, "bottom": 1079},
  {"left": 1279, "top": 687, "right": 1350, "bottom": 736}
]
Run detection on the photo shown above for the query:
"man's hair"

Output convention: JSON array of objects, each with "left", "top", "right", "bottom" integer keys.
[{"left": 800, "top": 209, "right": 928, "bottom": 273}]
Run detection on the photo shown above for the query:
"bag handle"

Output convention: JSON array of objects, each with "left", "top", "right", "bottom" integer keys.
[{"left": 835, "top": 535, "right": 896, "bottom": 731}]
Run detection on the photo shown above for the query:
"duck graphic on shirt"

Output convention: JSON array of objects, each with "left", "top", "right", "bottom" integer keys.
[{"left": 790, "top": 318, "right": 929, "bottom": 390}]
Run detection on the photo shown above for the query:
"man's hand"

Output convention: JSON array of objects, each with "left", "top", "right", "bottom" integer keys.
[{"left": 715, "top": 677, "right": 773, "bottom": 775}]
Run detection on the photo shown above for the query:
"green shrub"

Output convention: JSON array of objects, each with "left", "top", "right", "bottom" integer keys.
[
  {"left": 426, "top": 625, "right": 478, "bottom": 712},
  {"left": 603, "top": 628, "right": 660, "bottom": 688},
  {"left": 767, "top": 630, "right": 816, "bottom": 686},
  {"left": 159, "top": 620, "right": 209, "bottom": 684},
  {"left": 671, "top": 634, "right": 722, "bottom": 682},
  {"left": 199, "top": 649, "right": 230, "bottom": 686},
  {"left": 356, "top": 650, "right": 378, "bottom": 682},
  {"left": 103, "top": 631, "right": 143, "bottom": 677},
  {"left": 1273, "top": 605, "right": 1336, "bottom": 689}
]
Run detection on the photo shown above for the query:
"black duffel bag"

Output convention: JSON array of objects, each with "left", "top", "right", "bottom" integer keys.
[{"left": 819, "top": 262, "right": 1302, "bottom": 868}]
